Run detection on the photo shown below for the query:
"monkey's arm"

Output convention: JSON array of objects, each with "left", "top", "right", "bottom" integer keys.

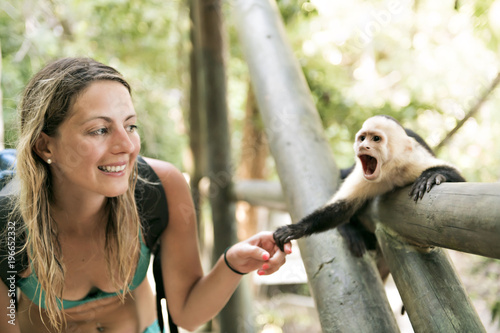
[
  {"left": 273, "top": 165, "right": 365, "bottom": 256},
  {"left": 273, "top": 198, "right": 363, "bottom": 251},
  {"left": 409, "top": 166, "right": 466, "bottom": 201}
]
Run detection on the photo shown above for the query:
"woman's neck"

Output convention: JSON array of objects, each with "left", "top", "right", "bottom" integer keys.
[{"left": 50, "top": 193, "right": 109, "bottom": 235}]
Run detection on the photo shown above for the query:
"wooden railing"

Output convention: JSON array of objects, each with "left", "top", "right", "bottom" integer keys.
[
  {"left": 232, "top": 0, "right": 497, "bottom": 331},
  {"left": 234, "top": 0, "right": 399, "bottom": 331}
]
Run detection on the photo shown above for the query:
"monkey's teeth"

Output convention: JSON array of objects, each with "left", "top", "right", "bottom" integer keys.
[{"left": 98, "top": 165, "right": 126, "bottom": 173}]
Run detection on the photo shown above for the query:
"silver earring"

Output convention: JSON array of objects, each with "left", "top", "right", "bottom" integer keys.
[{"left": 47, "top": 158, "right": 52, "bottom": 165}]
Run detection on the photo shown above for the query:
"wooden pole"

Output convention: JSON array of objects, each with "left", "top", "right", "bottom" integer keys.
[
  {"left": 233, "top": 1, "right": 400, "bottom": 331},
  {"left": 235, "top": 180, "right": 500, "bottom": 258},
  {"left": 236, "top": 84, "right": 269, "bottom": 240},
  {"left": 233, "top": 180, "right": 286, "bottom": 211},
  {"left": 198, "top": 1, "right": 254, "bottom": 331},
  {"left": 362, "top": 182, "right": 500, "bottom": 259},
  {"left": 188, "top": 0, "right": 207, "bottom": 239},
  {"left": 376, "top": 225, "right": 486, "bottom": 333},
  {"left": 0, "top": 41, "right": 4, "bottom": 151}
]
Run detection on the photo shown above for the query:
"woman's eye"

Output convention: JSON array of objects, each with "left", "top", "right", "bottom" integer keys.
[
  {"left": 373, "top": 136, "right": 381, "bottom": 142},
  {"left": 127, "top": 125, "right": 138, "bottom": 133},
  {"left": 91, "top": 128, "right": 108, "bottom": 136}
]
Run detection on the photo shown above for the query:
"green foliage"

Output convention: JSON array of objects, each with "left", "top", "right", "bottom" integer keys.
[
  {"left": 269, "top": 0, "right": 500, "bottom": 180},
  {"left": 470, "top": 257, "right": 500, "bottom": 328},
  {"left": 493, "top": 301, "right": 500, "bottom": 328},
  {"left": 4, "top": 0, "right": 500, "bottom": 179},
  {"left": 276, "top": 0, "right": 318, "bottom": 24},
  {"left": 0, "top": 0, "right": 189, "bottom": 166}
]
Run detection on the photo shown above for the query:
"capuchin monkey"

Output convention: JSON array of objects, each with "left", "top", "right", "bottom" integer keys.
[{"left": 273, "top": 115, "right": 465, "bottom": 256}]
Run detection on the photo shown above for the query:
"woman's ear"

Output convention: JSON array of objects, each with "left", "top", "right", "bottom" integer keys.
[{"left": 34, "top": 132, "right": 54, "bottom": 163}]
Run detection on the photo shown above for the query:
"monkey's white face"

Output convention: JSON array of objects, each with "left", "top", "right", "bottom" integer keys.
[
  {"left": 354, "top": 116, "right": 408, "bottom": 181},
  {"left": 354, "top": 127, "right": 387, "bottom": 181}
]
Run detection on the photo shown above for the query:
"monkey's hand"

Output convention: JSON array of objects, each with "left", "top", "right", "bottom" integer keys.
[
  {"left": 410, "top": 171, "right": 446, "bottom": 202},
  {"left": 410, "top": 166, "right": 465, "bottom": 201},
  {"left": 273, "top": 224, "right": 306, "bottom": 252}
]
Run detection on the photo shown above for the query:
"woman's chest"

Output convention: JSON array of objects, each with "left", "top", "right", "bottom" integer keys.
[
  {"left": 18, "top": 292, "right": 141, "bottom": 333},
  {"left": 60, "top": 235, "right": 122, "bottom": 300}
]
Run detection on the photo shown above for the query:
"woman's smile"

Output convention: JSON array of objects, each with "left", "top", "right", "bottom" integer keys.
[{"left": 97, "top": 163, "right": 128, "bottom": 174}]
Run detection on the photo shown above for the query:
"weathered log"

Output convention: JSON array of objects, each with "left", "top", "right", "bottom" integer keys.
[
  {"left": 364, "top": 182, "right": 500, "bottom": 259},
  {"left": 376, "top": 225, "right": 486, "bottom": 333},
  {"left": 233, "top": 180, "right": 286, "bottom": 211},
  {"left": 235, "top": 181, "right": 500, "bottom": 260}
]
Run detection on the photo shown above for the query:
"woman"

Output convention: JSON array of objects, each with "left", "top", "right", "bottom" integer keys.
[{"left": 0, "top": 58, "right": 291, "bottom": 332}]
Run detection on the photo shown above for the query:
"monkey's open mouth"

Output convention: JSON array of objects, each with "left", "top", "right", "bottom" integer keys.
[{"left": 359, "top": 154, "right": 379, "bottom": 180}]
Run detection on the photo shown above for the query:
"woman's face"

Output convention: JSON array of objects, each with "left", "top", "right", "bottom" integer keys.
[{"left": 46, "top": 80, "right": 140, "bottom": 200}]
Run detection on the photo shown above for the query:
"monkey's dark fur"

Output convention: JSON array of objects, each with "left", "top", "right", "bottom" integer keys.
[{"left": 274, "top": 116, "right": 465, "bottom": 256}]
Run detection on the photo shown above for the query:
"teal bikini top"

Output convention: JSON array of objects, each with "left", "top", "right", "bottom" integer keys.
[{"left": 17, "top": 233, "right": 151, "bottom": 309}]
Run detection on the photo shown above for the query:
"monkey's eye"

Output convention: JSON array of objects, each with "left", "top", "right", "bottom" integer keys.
[
  {"left": 373, "top": 136, "right": 381, "bottom": 142},
  {"left": 359, "top": 135, "right": 366, "bottom": 141}
]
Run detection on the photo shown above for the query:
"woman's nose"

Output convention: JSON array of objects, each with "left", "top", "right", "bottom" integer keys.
[{"left": 112, "top": 128, "right": 136, "bottom": 154}]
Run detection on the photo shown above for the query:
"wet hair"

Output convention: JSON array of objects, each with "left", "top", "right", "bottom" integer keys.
[{"left": 15, "top": 57, "right": 140, "bottom": 331}]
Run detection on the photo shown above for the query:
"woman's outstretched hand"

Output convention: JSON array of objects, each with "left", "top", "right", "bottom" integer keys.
[{"left": 225, "top": 231, "right": 292, "bottom": 276}]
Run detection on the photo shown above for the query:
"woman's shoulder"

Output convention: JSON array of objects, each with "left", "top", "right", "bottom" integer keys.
[{"left": 140, "top": 157, "right": 186, "bottom": 191}]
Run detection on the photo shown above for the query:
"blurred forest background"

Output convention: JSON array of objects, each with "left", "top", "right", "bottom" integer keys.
[
  {"left": 2, "top": 0, "right": 500, "bottom": 178},
  {"left": 1, "top": 0, "right": 500, "bottom": 332}
]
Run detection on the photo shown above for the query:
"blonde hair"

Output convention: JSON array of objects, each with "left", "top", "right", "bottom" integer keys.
[{"left": 15, "top": 57, "right": 141, "bottom": 330}]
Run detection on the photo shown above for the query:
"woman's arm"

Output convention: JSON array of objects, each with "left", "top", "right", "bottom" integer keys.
[{"left": 144, "top": 158, "right": 290, "bottom": 331}]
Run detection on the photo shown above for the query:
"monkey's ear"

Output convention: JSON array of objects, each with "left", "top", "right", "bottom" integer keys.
[
  {"left": 34, "top": 132, "right": 54, "bottom": 162},
  {"left": 405, "top": 137, "right": 415, "bottom": 152}
]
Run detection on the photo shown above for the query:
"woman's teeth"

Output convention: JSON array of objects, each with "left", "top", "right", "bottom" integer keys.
[{"left": 98, "top": 165, "right": 126, "bottom": 173}]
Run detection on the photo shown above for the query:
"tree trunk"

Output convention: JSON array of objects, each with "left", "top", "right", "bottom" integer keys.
[
  {"left": 376, "top": 225, "right": 486, "bottom": 332},
  {"left": 198, "top": 1, "right": 254, "bottom": 332},
  {"left": 236, "top": 84, "right": 269, "bottom": 240},
  {"left": 0, "top": 41, "right": 4, "bottom": 151},
  {"left": 188, "top": 0, "right": 207, "bottom": 244}
]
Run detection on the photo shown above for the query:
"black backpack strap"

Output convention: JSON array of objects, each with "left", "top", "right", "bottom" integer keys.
[
  {"left": 135, "top": 156, "right": 169, "bottom": 253},
  {"left": 153, "top": 251, "right": 178, "bottom": 333},
  {"left": 0, "top": 195, "right": 28, "bottom": 310},
  {"left": 135, "top": 156, "right": 178, "bottom": 333}
]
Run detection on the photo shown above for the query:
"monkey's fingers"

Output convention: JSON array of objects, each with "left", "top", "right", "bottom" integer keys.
[
  {"left": 273, "top": 226, "right": 292, "bottom": 252},
  {"left": 274, "top": 224, "right": 305, "bottom": 251},
  {"left": 425, "top": 174, "right": 447, "bottom": 192},
  {"left": 409, "top": 181, "right": 427, "bottom": 202}
]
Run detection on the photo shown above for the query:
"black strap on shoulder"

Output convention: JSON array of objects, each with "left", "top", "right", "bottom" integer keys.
[
  {"left": 136, "top": 156, "right": 169, "bottom": 253},
  {"left": 135, "top": 156, "right": 178, "bottom": 333},
  {"left": 0, "top": 195, "right": 27, "bottom": 312}
]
